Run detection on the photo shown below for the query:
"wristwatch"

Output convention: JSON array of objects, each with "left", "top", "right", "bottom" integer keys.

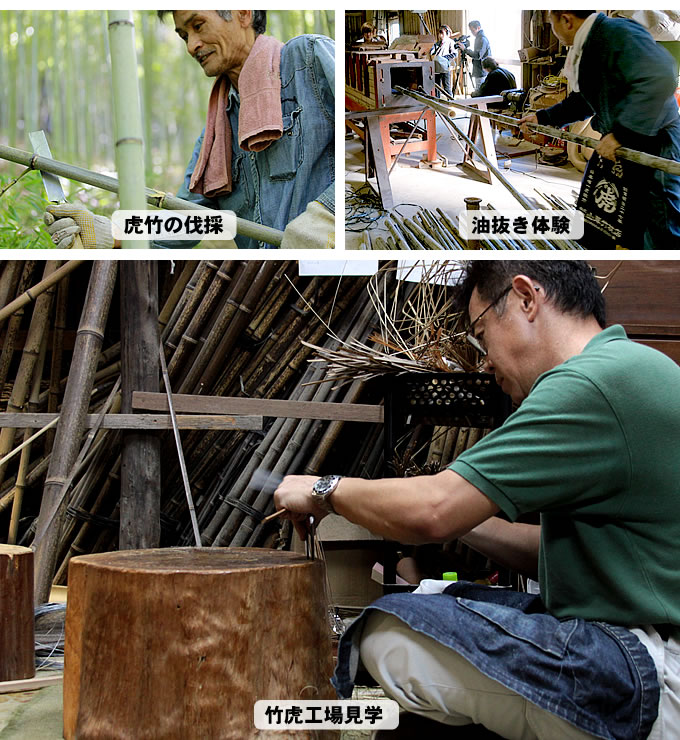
[{"left": 312, "top": 475, "right": 342, "bottom": 515}]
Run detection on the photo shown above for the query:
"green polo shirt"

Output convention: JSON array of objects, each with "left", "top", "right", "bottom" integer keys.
[{"left": 451, "top": 325, "right": 680, "bottom": 626}]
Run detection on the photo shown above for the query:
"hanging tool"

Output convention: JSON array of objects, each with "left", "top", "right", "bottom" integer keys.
[
  {"left": 29, "top": 131, "right": 84, "bottom": 248},
  {"left": 306, "top": 515, "right": 316, "bottom": 560},
  {"left": 159, "top": 342, "right": 201, "bottom": 547}
]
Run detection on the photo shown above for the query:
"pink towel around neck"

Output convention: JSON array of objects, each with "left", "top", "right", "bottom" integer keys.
[
  {"left": 189, "top": 34, "right": 285, "bottom": 197},
  {"left": 238, "top": 34, "right": 285, "bottom": 152},
  {"left": 189, "top": 75, "right": 232, "bottom": 198}
]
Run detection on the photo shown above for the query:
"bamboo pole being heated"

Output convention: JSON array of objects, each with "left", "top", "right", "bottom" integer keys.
[
  {"left": 0, "top": 144, "right": 284, "bottom": 247},
  {"left": 33, "top": 261, "right": 118, "bottom": 605},
  {"left": 396, "top": 86, "right": 680, "bottom": 177},
  {"left": 107, "top": 11, "right": 149, "bottom": 249}
]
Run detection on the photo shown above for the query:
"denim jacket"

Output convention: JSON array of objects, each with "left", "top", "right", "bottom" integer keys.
[{"left": 154, "top": 34, "right": 335, "bottom": 249}]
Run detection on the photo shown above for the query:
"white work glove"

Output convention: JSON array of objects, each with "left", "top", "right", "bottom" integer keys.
[
  {"left": 280, "top": 200, "right": 335, "bottom": 249},
  {"left": 44, "top": 203, "right": 115, "bottom": 249}
]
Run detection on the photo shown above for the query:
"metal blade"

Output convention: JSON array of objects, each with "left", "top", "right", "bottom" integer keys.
[{"left": 28, "top": 131, "right": 67, "bottom": 203}]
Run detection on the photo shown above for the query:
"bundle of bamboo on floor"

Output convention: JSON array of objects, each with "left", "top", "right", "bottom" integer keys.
[{"left": 360, "top": 203, "right": 585, "bottom": 250}]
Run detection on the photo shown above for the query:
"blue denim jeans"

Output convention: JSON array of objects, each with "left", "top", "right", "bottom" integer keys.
[{"left": 333, "top": 582, "right": 660, "bottom": 740}]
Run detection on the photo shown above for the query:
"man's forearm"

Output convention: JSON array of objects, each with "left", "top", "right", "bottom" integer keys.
[
  {"left": 274, "top": 470, "right": 499, "bottom": 545},
  {"left": 459, "top": 519, "right": 540, "bottom": 578}
]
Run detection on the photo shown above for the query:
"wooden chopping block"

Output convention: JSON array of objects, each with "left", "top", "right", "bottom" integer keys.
[
  {"left": 64, "top": 547, "right": 336, "bottom": 740},
  {"left": 0, "top": 545, "right": 35, "bottom": 682}
]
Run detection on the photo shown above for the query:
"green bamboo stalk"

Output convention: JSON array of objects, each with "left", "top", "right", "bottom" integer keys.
[
  {"left": 108, "top": 10, "right": 149, "bottom": 248},
  {"left": 141, "top": 12, "right": 155, "bottom": 181},
  {"left": 16, "top": 12, "right": 25, "bottom": 144},
  {"left": 8, "top": 13, "right": 17, "bottom": 147},
  {"left": 63, "top": 12, "right": 76, "bottom": 162},
  {"left": 28, "top": 12, "right": 38, "bottom": 137}
]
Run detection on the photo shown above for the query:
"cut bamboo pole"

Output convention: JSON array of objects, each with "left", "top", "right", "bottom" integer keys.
[
  {"left": 165, "top": 261, "right": 220, "bottom": 352},
  {"left": 0, "top": 261, "right": 59, "bottom": 490},
  {"left": 177, "top": 262, "right": 261, "bottom": 393},
  {"left": 46, "top": 274, "right": 70, "bottom": 453},
  {"left": 33, "top": 261, "right": 118, "bottom": 605},
  {"left": 158, "top": 261, "right": 198, "bottom": 338},
  {"left": 0, "top": 261, "right": 36, "bottom": 397},
  {"left": 167, "top": 262, "right": 231, "bottom": 379},
  {"left": 0, "top": 260, "right": 83, "bottom": 325},
  {"left": 0, "top": 261, "right": 21, "bottom": 319},
  {"left": 107, "top": 11, "right": 148, "bottom": 249},
  {"left": 0, "top": 144, "right": 284, "bottom": 246},
  {"left": 396, "top": 86, "right": 680, "bottom": 177},
  {"left": 8, "top": 334, "right": 48, "bottom": 543}
]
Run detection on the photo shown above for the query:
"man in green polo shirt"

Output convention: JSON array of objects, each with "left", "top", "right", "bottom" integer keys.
[{"left": 274, "top": 261, "right": 680, "bottom": 739}]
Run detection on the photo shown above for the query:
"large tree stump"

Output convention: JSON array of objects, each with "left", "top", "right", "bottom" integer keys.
[
  {"left": 64, "top": 548, "right": 336, "bottom": 739},
  {"left": 0, "top": 545, "right": 35, "bottom": 682}
]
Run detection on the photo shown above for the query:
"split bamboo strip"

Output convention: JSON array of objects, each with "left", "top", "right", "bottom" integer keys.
[
  {"left": 236, "top": 275, "right": 390, "bottom": 546},
  {"left": 33, "top": 261, "right": 118, "bottom": 605},
  {"left": 159, "top": 341, "right": 201, "bottom": 547}
]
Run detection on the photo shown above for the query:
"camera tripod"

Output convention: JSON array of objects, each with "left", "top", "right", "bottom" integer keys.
[{"left": 452, "top": 48, "right": 474, "bottom": 97}]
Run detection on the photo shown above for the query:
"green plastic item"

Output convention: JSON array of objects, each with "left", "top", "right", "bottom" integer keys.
[{"left": 442, "top": 571, "right": 458, "bottom": 581}]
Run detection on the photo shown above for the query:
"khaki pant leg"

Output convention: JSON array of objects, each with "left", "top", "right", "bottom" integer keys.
[{"left": 359, "top": 611, "right": 597, "bottom": 740}]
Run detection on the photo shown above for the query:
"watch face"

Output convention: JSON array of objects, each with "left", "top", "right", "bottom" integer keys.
[{"left": 314, "top": 475, "right": 337, "bottom": 496}]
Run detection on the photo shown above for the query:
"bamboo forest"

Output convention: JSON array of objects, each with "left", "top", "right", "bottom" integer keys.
[{"left": 0, "top": 10, "right": 335, "bottom": 248}]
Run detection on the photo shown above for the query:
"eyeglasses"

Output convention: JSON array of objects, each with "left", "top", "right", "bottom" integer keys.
[{"left": 465, "top": 284, "right": 512, "bottom": 356}]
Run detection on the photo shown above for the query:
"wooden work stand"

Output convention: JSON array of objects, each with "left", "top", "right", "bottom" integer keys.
[
  {"left": 456, "top": 95, "right": 503, "bottom": 184},
  {"left": 346, "top": 104, "right": 438, "bottom": 210}
]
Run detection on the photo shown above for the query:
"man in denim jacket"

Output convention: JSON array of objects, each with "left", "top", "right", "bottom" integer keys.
[
  {"left": 275, "top": 261, "right": 680, "bottom": 739},
  {"left": 44, "top": 10, "right": 334, "bottom": 249}
]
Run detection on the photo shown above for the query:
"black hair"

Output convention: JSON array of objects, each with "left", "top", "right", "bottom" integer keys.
[
  {"left": 157, "top": 10, "right": 267, "bottom": 35},
  {"left": 550, "top": 11, "right": 597, "bottom": 19},
  {"left": 482, "top": 57, "right": 499, "bottom": 71},
  {"left": 455, "top": 261, "right": 606, "bottom": 328},
  {"left": 468, "top": 20, "right": 482, "bottom": 29}
]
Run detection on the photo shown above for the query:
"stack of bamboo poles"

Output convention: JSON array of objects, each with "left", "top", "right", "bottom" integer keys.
[
  {"left": 0, "top": 260, "right": 500, "bottom": 592},
  {"left": 360, "top": 205, "right": 585, "bottom": 250},
  {"left": 0, "top": 262, "right": 412, "bottom": 585}
]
